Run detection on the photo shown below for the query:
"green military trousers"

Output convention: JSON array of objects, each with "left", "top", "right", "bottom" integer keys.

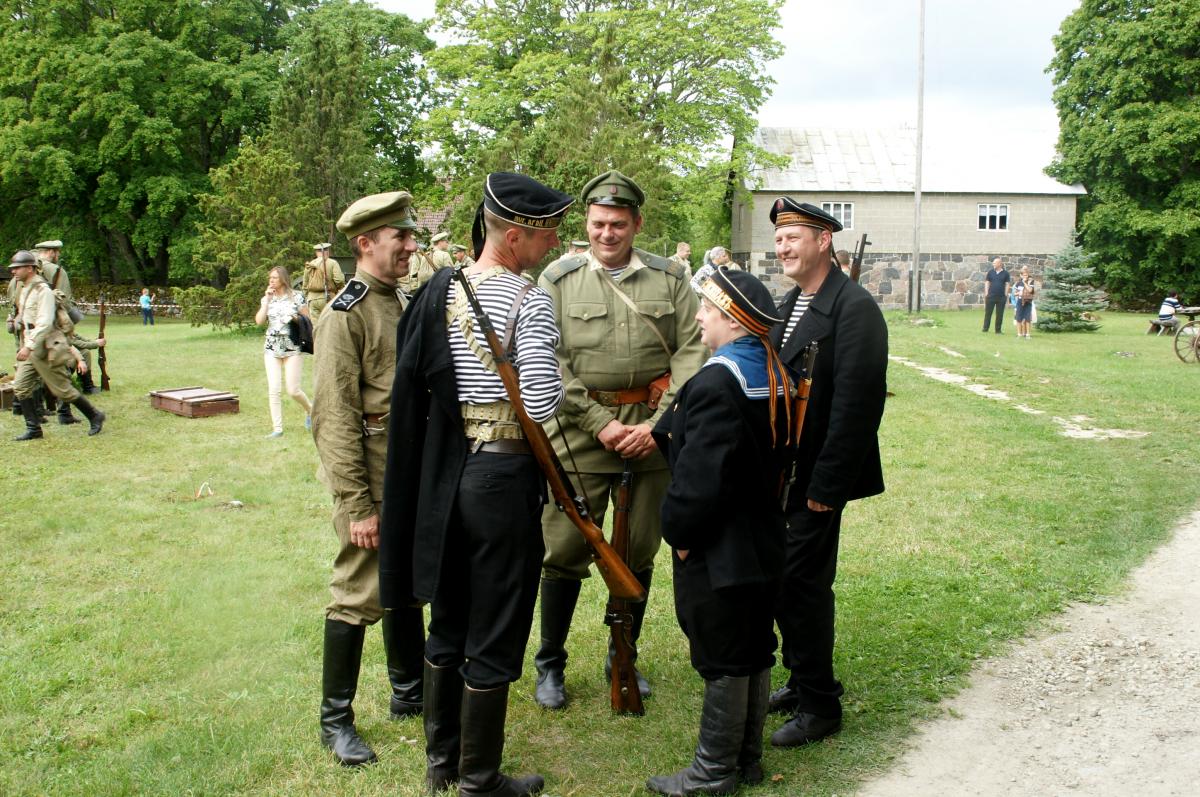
[
  {"left": 326, "top": 498, "right": 384, "bottom": 626},
  {"left": 12, "top": 344, "right": 80, "bottom": 403},
  {"left": 541, "top": 468, "right": 669, "bottom": 582}
]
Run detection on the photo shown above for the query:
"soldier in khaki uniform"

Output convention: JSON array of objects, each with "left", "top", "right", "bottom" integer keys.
[
  {"left": 310, "top": 192, "right": 425, "bottom": 767},
  {"left": 428, "top": 231, "right": 455, "bottom": 270},
  {"left": 533, "top": 170, "right": 707, "bottom": 709},
  {"left": 398, "top": 243, "right": 442, "bottom": 296},
  {"left": 450, "top": 243, "right": 475, "bottom": 268},
  {"left": 668, "top": 241, "right": 691, "bottom": 270},
  {"left": 25, "top": 240, "right": 82, "bottom": 424},
  {"left": 7, "top": 250, "right": 106, "bottom": 440},
  {"left": 303, "top": 243, "right": 345, "bottom": 325}
]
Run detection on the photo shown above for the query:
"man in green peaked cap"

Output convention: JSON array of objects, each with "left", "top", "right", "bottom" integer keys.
[{"left": 532, "top": 169, "right": 707, "bottom": 710}]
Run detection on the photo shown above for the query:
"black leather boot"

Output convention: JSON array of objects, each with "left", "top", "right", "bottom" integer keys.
[
  {"left": 13, "top": 397, "right": 43, "bottom": 441},
  {"left": 767, "top": 678, "right": 801, "bottom": 715},
  {"left": 533, "top": 578, "right": 580, "bottom": 710},
  {"left": 646, "top": 676, "right": 747, "bottom": 797},
  {"left": 604, "top": 568, "right": 652, "bottom": 698},
  {"left": 738, "top": 669, "right": 771, "bottom": 786},
  {"left": 79, "top": 368, "right": 100, "bottom": 395},
  {"left": 382, "top": 607, "right": 424, "bottom": 719},
  {"left": 319, "top": 619, "right": 376, "bottom": 767},
  {"left": 71, "top": 396, "right": 106, "bottom": 436},
  {"left": 58, "top": 400, "right": 80, "bottom": 425},
  {"left": 458, "top": 684, "right": 543, "bottom": 796},
  {"left": 424, "top": 660, "right": 463, "bottom": 792},
  {"left": 32, "top": 387, "right": 49, "bottom": 422}
]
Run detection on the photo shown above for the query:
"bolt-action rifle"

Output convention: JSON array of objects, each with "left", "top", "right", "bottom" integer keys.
[
  {"left": 606, "top": 460, "right": 644, "bottom": 714},
  {"left": 98, "top": 293, "right": 110, "bottom": 391},
  {"left": 850, "top": 234, "right": 871, "bottom": 285},
  {"left": 780, "top": 342, "right": 818, "bottom": 509},
  {"left": 451, "top": 267, "right": 646, "bottom": 603}
]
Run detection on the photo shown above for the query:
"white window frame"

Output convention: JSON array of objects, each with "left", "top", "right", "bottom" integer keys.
[
  {"left": 821, "top": 202, "right": 854, "bottom": 231},
  {"left": 978, "top": 203, "right": 1009, "bottom": 231}
]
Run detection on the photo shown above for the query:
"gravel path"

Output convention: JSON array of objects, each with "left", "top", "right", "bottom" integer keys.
[{"left": 857, "top": 510, "right": 1200, "bottom": 797}]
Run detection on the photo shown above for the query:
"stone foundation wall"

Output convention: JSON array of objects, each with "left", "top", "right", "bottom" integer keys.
[{"left": 738, "top": 251, "right": 1057, "bottom": 309}]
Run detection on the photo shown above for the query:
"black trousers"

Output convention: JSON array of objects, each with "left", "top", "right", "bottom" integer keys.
[
  {"left": 982, "top": 296, "right": 1006, "bottom": 332},
  {"left": 774, "top": 506, "right": 844, "bottom": 719},
  {"left": 425, "top": 451, "right": 545, "bottom": 689},
  {"left": 672, "top": 550, "right": 777, "bottom": 681}
]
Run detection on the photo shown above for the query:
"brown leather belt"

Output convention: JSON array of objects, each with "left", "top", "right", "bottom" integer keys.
[
  {"left": 467, "top": 437, "right": 531, "bottom": 455},
  {"left": 588, "top": 386, "right": 651, "bottom": 407},
  {"left": 363, "top": 413, "right": 387, "bottom": 424}
]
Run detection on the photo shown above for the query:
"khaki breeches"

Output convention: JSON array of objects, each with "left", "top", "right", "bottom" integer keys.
[
  {"left": 541, "top": 468, "right": 669, "bottom": 581},
  {"left": 12, "top": 352, "right": 79, "bottom": 403},
  {"left": 326, "top": 498, "right": 383, "bottom": 626}
]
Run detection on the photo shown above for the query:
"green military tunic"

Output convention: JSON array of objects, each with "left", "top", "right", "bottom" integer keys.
[
  {"left": 36, "top": 257, "right": 72, "bottom": 301},
  {"left": 537, "top": 247, "right": 707, "bottom": 579},
  {"left": 430, "top": 247, "right": 455, "bottom": 271},
  {"left": 311, "top": 270, "right": 405, "bottom": 625},
  {"left": 303, "top": 255, "right": 346, "bottom": 324},
  {"left": 10, "top": 275, "right": 80, "bottom": 402}
]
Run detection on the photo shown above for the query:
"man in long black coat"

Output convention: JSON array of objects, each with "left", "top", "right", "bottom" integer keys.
[
  {"left": 647, "top": 268, "right": 794, "bottom": 796},
  {"left": 765, "top": 198, "right": 888, "bottom": 748}
]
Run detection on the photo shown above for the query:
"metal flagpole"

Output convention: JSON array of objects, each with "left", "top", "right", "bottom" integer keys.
[{"left": 911, "top": 0, "right": 926, "bottom": 313}]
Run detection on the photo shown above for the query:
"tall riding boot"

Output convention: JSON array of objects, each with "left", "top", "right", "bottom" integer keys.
[
  {"left": 32, "top": 387, "right": 49, "bottom": 422},
  {"left": 605, "top": 569, "right": 652, "bottom": 697},
  {"left": 58, "top": 400, "right": 80, "bottom": 425},
  {"left": 738, "top": 669, "right": 771, "bottom": 786},
  {"left": 382, "top": 607, "right": 424, "bottom": 718},
  {"left": 533, "top": 578, "right": 580, "bottom": 709},
  {"left": 13, "top": 398, "right": 44, "bottom": 441},
  {"left": 79, "top": 368, "right": 100, "bottom": 395},
  {"left": 319, "top": 618, "right": 376, "bottom": 767},
  {"left": 646, "top": 676, "right": 748, "bottom": 797},
  {"left": 71, "top": 396, "right": 106, "bottom": 436},
  {"left": 425, "top": 660, "right": 464, "bottom": 792},
  {"left": 458, "top": 684, "right": 544, "bottom": 796}
]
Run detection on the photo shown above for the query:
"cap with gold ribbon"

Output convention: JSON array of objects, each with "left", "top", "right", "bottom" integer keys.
[
  {"left": 769, "top": 198, "right": 842, "bottom": 233},
  {"left": 470, "top": 172, "right": 575, "bottom": 258}
]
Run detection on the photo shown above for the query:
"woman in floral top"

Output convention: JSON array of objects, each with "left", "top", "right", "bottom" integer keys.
[{"left": 254, "top": 266, "right": 312, "bottom": 438}]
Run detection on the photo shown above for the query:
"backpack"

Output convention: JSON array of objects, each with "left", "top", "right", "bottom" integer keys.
[
  {"left": 52, "top": 289, "right": 78, "bottom": 335},
  {"left": 303, "top": 260, "right": 328, "bottom": 293}
]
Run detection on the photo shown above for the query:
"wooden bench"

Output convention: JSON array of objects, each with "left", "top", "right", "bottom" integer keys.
[{"left": 1147, "top": 318, "right": 1178, "bottom": 336}]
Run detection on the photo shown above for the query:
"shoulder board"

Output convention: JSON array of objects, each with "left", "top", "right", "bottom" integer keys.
[
  {"left": 637, "top": 249, "right": 687, "bottom": 279},
  {"left": 331, "top": 278, "right": 368, "bottom": 311},
  {"left": 540, "top": 254, "right": 588, "bottom": 283}
]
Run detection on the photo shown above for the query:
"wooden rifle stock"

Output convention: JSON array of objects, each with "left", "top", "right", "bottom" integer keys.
[
  {"left": 606, "top": 461, "right": 644, "bottom": 714},
  {"left": 98, "top": 293, "right": 110, "bottom": 391},
  {"left": 849, "top": 233, "right": 871, "bottom": 285},
  {"left": 452, "top": 267, "right": 646, "bottom": 603},
  {"left": 780, "top": 341, "right": 818, "bottom": 508}
]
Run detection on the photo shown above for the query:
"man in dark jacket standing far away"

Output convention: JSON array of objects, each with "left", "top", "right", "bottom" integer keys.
[
  {"left": 766, "top": 198, "right": 888, "bottom": 748},
  {"left": 379, "top": 172, "right": 574, "bottom": 797}
]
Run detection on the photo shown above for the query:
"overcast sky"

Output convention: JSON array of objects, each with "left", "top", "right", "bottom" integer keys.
[{"left": 379, "top": 0, "right": 1081, "bottom": 179}]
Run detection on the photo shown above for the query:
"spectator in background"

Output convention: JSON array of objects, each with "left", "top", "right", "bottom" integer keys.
[
  {"left": 254, "top": 266, "right": 312, "bottom": 438},
  {"left": 835, "top": 249, "right": 851, "bottom": 276},
  {"left": 1159, "top": 290, "right": 1183, "bottom": 332},
  {"left": 982, "top": 257, "right": 1011, "bottom": 334},
  {"left": 1013, "top": 266, "right": 1036, "bottom": 339},
  {"left": 139, "top": 288, "right": 155, "bottom": 326}
]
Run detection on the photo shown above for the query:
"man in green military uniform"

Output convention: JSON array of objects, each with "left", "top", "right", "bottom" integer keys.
[
  {"left": 668, "top": 241, "right": 691, "bottom": 270},
  {"left": 398, "top": 243, "right": 442, "bottom": 296},
  {"left": 429, "top": 231, "right": 455, "bottom": 270},
  {"left": 7, "top": 250, "right": 106, "bottom": 440},
  {"left": 533, "top": 170, "right": 708, "bottom": 710},
  {"left": 303, "top": 243, "right": 346, "bottom": 326},
  {"left": 450, "top": 243, "right": 475, "bottom": 268},
  {"left": 310, "top": 191, "right": 426, "bottom": 767}
]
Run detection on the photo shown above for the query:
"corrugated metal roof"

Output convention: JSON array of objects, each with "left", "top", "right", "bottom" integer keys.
[{"left": 750, "top": 128, "right": 1085, "bottom": 195}]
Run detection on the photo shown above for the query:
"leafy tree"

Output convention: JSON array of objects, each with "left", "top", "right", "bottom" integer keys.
[
  {"left": 1048, "top": 0, "right": 1200, "bottom": 306},
  {"left": 177, "top": 137, "right": 323, "bottom": 328},
  {"left": 1036, "top": 241, "right": 1109, "bottom": 333},
  {"left": 271, "top": 0, "right": 435, "bottom": 242},
  {"left": 0, "top": 0, "right": 297, "bottom": 285},
  {"left": 425, "top": 0, "right": 782, "bottom": 251}
]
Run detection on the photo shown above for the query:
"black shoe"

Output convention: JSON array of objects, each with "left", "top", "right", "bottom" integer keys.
[
  {"left": 57, "top": 403, "right": 80, "bottom": 425},
  {"left": 533, "top": 578, "right": 580, "bottom": 710},
  {"left": 72, "top": 396, "right": 106, "bottom": 436},
  {"left": 769, "top": 711, "right": 842, "bottom": 748},
  {"left": 767, "top": 683, "right": 800, "bottom": 714},
  {"left": 382, "top": 608, "right": 424, "bottom": 719},
  {"left": 424, "top": 660, "right": 463, "bottom": 792},
  {"left": 646, "top": 676, "right": 746, "bottom": 796},
  {"left": 78, "top": 369, "right": 101, "bottom": 395},
  {"left": 319, "top": 619, "right": 377, "bottom": 767},
  {"left": 14, "top": 398, "right": 44, "bottom": 441},
  {"left": 459, "top": 684, "right": 544, "bottom": 796}
]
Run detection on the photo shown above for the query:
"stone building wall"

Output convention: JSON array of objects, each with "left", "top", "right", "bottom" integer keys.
[{"left": 737, "top": 251, "right": 1057, "bottom": 309}]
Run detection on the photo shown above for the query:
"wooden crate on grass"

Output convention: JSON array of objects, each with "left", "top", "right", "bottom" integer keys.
[
  {"left": 150, "top": 386, "right": 239, "bottom": 418},
  {"left": 0, "top": 382, "right": 13, "bottom": 411}
]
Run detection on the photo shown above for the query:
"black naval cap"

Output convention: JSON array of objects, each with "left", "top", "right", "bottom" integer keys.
[
  {"left": 770, "top": 197, "right": 843, "bottom": 233},
  {"left": 472, "top": 172, "right": 575, "bottom": 258},
  {"left": 698, "top": 267, "right": 783, "bottom": 337},
  {"left": 7, "top": 250, "right": 37, "bottom": 269},
  {"left": 581, "top": 169, "right": 645, "bottom": 208}
]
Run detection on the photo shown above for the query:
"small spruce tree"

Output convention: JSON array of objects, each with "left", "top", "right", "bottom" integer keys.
[{"left": 1035, "top": 241, "right": 1109, "bottom": 333}]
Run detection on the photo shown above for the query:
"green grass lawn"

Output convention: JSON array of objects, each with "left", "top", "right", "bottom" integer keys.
[{"left": 1, "top": 310, "right": 1197, "bottom": 796}]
